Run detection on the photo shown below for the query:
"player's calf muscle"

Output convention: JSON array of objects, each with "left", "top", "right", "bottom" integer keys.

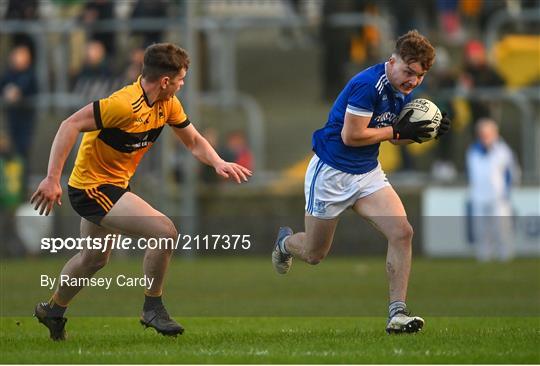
[{"left": 305, "top": 252, "right": 326, "bottom": 265}]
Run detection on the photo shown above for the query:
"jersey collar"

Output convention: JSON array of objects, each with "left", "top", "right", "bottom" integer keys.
[{"left": 137, "top": 75, "right": 154, "bottom": 107}]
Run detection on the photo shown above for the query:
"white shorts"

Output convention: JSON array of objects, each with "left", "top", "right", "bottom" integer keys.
[{"left": 304, "top": 154, "right": 391, "bottom": 219}]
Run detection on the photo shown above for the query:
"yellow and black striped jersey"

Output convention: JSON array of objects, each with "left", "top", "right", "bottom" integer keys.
[{"left": 68, "top": 76, "right": 189, "bottom": 189}]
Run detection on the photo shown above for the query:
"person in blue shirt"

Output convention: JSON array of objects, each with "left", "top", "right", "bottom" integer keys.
[
  {"left": 0, "top": 44, "right": 38, "bottom": 192},
  {"left": 273, "top": 30, "right": 450, "bottom": 334}
]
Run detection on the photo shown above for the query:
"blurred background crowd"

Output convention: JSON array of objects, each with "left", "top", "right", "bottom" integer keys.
[{"left": 1, "top": 0, "right": 539, "bottom": 259}]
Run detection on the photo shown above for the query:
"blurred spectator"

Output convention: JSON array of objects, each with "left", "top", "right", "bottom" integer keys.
[
  {"left": 123, "top": 47, "right": 145, "bottom": 84},
  {"left": 199, "top": 129, "right": 253, "bottom": 184},
  {"left": 461, "top": 40, "right": 505, "bottom": 89},
  {"left": 222, "top": 130, "right": 253, "bottom": 171},
  {"left": 385, "top": 0, "right": 434, "bottom": 37},
  {"left": 0, "top": 131, "right": 23, "bottom": 208},
  {"left": 4, "top": 0, "right": 38, "bottom": 55},
  {"left": 320, "top": 0, "right": 364, "bottom": 100},
  {"left": 80, "top": 0, "right": 115, "bottom": 55},
  {"left": 0, "top": 44, "right": 38, "bottom": 181},
  {"left": 428, "top": 46, "right": 458, "bottom": 181},
  {"left": 459, "top": 0, "right": 484, "bottom": 35},
  {"left": 0, "top": 130, "right": 25, "bottom": 257},
  {"left": 466, "top": 118, "right": 520, "bottom": 262},
  {"left": 458, "top": 39, "right": 505, "bottom": 132},
  {"left": 131, "top": 0, "right": 168, "bottom": 46},
  {"left": 72, "top": 40, "right": 118, "bottom": 100},
  {"left": 437, "top": 0, "right": 465, "bottom": 44}
]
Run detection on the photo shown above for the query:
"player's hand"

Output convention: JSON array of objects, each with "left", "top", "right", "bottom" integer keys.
[
  {"left": 214, "top": 161, "right": 252, "bottom": 183},
  {"left": 30, "top": 176, "right": 62, "bottom": 216},
  {"left": 392, "top": 110, "right": 434, "bottom": 143},
  {"left": 436, "top": 111, "right": 451, "bottom": 139}
]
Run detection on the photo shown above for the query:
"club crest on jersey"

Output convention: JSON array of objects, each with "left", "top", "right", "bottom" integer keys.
[{"left": 313, "top": 199, "right": 327, "bottom": 215}]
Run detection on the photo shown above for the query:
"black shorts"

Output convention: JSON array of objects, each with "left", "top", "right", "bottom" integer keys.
[{"left": 68, "top": 184, "right": 130, "bottom": 225}]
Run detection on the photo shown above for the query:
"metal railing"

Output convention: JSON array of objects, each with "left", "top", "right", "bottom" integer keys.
[
  {"left": 485, "top": 7, "right": 540, "bottom": 52},
  {"left": 1, "top": 16, "right": 190, "bottom": 218},
  {"left": 3, "top": 16, "right": 538, "bottom": 176},
  {"left": 191, "top": 10, "right": 393, "bottom": 177}
]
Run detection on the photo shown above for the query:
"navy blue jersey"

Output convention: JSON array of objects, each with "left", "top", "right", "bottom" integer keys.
[{"left": 313, "top": 62, "right": 412, "bottom": 174}]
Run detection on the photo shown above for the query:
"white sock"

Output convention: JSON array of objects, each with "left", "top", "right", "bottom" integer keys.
[
  {"left": 389, "top": 301, "right": 407, "bottom": 318},
  {"left": 279, "top": 235, "right": 291, "bottom": 255}
]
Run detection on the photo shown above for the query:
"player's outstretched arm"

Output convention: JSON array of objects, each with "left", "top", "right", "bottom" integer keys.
[
  {"left": 31, "top": 103, "right": 98, "bottom": 215},
  {"left": 172, "top": 124, "right": 252, "bottom": 183}
]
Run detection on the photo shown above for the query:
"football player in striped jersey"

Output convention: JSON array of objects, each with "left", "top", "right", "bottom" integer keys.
[{"left": 31, "top": 43, "right": 251, "bottom": 340}]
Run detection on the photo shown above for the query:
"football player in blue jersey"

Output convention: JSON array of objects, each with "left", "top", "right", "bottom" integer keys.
[{"left": 273, "top": 30, "right": 450, "bottom": 333}]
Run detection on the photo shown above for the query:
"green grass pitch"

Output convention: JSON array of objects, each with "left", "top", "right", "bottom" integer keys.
[{"left": 1, "top": 257, "right": 539, "bottom": 363}]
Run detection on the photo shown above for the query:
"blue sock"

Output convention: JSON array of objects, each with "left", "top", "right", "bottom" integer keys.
[
  {"left": 389, "top": 301, "right": 407, "bottom": 318},
  {"left": 279, "top": 235, "right": 291, "bottom": 255}
]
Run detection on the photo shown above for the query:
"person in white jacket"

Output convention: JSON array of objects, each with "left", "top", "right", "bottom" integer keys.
[{"left": 466, "top": 118, "right": 520, "bottom": 262}]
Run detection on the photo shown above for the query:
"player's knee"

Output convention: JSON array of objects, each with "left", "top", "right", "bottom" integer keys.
[
  {"left": 156, "top": 216, "right": 178, "bottom": 240},
  {"left": 81, "top": 252, "right": 109, "bottom": 272},
  {"left": 404, "top": 222, "right": 414, "bottom": 240},
  {"left": 393, "top": 222, "right": 414, "bottom": 243},
  {"left": 151, "top": 216, "right": 177, "bottom": 255}
]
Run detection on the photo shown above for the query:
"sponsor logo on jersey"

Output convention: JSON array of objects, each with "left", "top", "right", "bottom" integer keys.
[
  {"left": 127, "top": 134, "right": 150, "bottom": 149},
  {"left": 134, "top": 116, "right": 150, "bottom": 125},
  {"left": 374, "top": 111, "right": 397, "bottom": 127}
]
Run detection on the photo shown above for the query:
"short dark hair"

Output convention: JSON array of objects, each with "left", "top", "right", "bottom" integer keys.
[
  {"left": 394, "top": 30, "right": 435, "bottom": 71},
  {"left": 142, "top": 43, "right": 190, "bottom": 81}
]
